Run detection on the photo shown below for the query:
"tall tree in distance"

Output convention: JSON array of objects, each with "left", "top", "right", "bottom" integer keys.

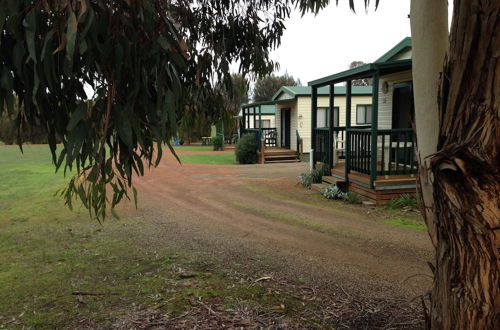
[
  {"left": 349, "top": 61, "right": 372, "bottom": 86},
  {"left": 252, "top": 73, "right": 301, "bottom": 102}
]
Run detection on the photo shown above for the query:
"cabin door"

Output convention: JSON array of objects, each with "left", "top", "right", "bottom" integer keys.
[
  {"left": 392, "top": 82, "right": 415, "bottom": 166},
  {"left": 280, "top": 108, "right": 291, "bottom": 149},
  {"left": 392, "top": 82, "right": 414, "bottom": 131}
]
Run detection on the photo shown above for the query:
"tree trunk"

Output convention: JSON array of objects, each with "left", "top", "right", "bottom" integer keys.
[
  {"left": 411, "top": 0, "right": 449, "bottom": 249},
  {"left": 414, "top": 0, "right": 500, "bottom": 328}
]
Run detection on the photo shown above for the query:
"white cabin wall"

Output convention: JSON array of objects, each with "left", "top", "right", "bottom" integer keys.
[{"left": 378, "top": 70, "right": 413, "bottom": 129}]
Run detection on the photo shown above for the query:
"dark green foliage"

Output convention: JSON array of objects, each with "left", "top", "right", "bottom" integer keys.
[
  {"left": 344, "top": 192, "right": 362, "bottom": 204},
  {"left": 0, "top": 0, "right": 331, "bottom": 219},
  {"left": 387, "top": 194, "right": 418, "bottom": 209},
  {"left": 212, "top": 136, "right": 223, "bottom": 151},
  {"left": 299, "top": 165, "right": 327, "bottom": 188},
  {"left": 235, "top": 133, "right": 259, "bottom": 164},
  {"left": 253, "top": 73, "right": 301, "bottom": 102}
]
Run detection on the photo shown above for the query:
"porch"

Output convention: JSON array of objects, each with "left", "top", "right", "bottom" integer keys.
[
  {"left": 241, "top": 101, "right": 303, "bottom": 163},
  {"left": 309, "top": 59, "right": 416, "bottom": 203}
]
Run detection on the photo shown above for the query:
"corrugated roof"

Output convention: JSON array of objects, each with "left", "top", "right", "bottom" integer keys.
[
  {"left": 272, "top": 85, "right": 372, "bottom": 101},
  {"left": 237, "top": 104, "right": 276, "bottom": 117}
]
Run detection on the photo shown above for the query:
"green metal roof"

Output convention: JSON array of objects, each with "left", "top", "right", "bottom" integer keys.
[
  {"left": 308, "top": 60, "right": 412, "bottom": 87},
  {"left": 375, "top": 37, "right": 412, "bottom": 63},
  {"left": 237, "top": 104, "right": 277, "bottom": 117},
  {"left": 271, "top": 85, "right": 372, "bottom": 101},
  {"left": 307, "top": 37, "right": 412, "bottom": 87}
]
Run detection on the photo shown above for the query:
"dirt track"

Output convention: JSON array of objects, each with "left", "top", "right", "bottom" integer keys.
[{"left": 133, "top": 149, "right": 433, "bottom": 302}]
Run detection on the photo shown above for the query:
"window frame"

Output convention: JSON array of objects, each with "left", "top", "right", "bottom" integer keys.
[
  {"left": 356, "top": 104, "right": 372, "bottom": 125},
  {"left": 316, "top": 106, "right": 340, "bottom": 128}
]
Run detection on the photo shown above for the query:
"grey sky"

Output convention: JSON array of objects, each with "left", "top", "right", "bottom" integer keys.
[{"left": 266, "top": 0, "right": 452, "bottom": 85}]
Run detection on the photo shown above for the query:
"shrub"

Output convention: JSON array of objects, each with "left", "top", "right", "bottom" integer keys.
[
  {"left": 387, "top": 194, "right": 418, "bottom": 209},
  {"left": 235, "top": 133, "right": 259, "bottom": 164},
  {"left": 212, "top": 135, "right": 224, "bottom": 151},
  {"left": 299, "top": 172, "right": 314, "bottom": 188},
  {"left": 322, "top": 184, "right": 347, "bottom": 199},
  {"left": 344, "top": 191, "right": 362, "bottom": 204},
  {"left": 300, "top": 167, "right": 325, "bottom": 188}
]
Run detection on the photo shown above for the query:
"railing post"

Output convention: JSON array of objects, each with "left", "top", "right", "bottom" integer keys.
[
  {"left": 311, "top": 86, "right": 318, "bottom": 166},
  {"left": 328, "top": 84, "right": 335, "bottom": 169},
  {"left": 345, "top": 80, "right": 352, "bottom": 182},
  {"left": 370, "top": 72, "right": 380, "bottom": 188}
]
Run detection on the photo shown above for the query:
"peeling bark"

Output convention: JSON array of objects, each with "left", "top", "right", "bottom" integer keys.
[{"left": 428, "top": 0, "right": 500, "bottom": 328}]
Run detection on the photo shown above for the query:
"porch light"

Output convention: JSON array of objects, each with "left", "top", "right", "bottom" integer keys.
[{"left": 382, "top": 81, "right": 389, "bottom": 94}]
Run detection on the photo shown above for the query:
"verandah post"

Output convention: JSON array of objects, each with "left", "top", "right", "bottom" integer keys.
[
  {"left": 345, "top": 80, "right": 352, "bottom": 182},
  {"left": 328, "top": 84, "right": 335, "bottom": 169},
  {"left": 370, "top": 72, "right": 380, "bottom": 188},
  {"left": 311, "top": 86, "right": 318, "bottom": 166}
]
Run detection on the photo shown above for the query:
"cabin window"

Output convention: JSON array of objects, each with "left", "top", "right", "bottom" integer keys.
[
  {"left": 317, "top": 107, "right": 339, "bottom": 128},
  {"left": 356, "top": 105, "right": 372, "bottom": 125},
  {"left": 257, "top": 119, "right": 271, "bottom": 128}
]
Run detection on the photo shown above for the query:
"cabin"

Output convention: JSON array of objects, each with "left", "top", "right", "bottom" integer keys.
[
  {"left": 309, "top": 37, "right": 416, "bottom": 205},
  {"left": 240, "top": 86, "right": 372, "bottom": 163}
]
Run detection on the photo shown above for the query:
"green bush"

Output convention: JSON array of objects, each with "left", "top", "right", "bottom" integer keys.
[
  {"left": 299, "top": 166, "right": 327, "bottom": 189},
  {"left": 344, "top": 191, "right": 362, "bottom": 204},
  {"left": 235, "top": 133, "right": 259, "bottom": 164},
  {"left": 212, "top": 135, "right": 224, "bottom": 151},
  {"left": 387, "top": 194, "right": 418, "bottom": 209},
  {"left": 322, "top": 184, "right": 346, "bottom": 199}
]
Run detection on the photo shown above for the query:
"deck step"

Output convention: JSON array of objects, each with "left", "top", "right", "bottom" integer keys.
[
  {"left": 322, "top": 176, "right": 344, "bottom": 185},
  {"left": 265, "top": 155, "right": 298, "bottom": 160},
  {"left": 265, "top": 159, "right": 301, "bottom": 164},
  {"left": 264, "top": 152, "right": 298, "bottom": 156},
  {"left": 311, "top": 183, "right": 329, "bottom": 193}
]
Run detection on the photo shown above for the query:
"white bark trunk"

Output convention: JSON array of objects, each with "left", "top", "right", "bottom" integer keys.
[{"left": 410, "top": 0, "right": 449, "bottom": 246}]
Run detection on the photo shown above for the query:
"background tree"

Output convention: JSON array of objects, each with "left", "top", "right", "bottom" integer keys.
[
  {"left": 222, "top": 73, "right": 249, "bottom": 137},
  {"left": 252, "top": 73, "right": 301, "bottom": 102},
  {"left": 348, "top": 61, "right": 372, "bottom": 86}
]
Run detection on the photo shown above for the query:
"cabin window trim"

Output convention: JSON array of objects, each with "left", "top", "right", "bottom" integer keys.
[
  {"left": 256, "top": 119, "right": 271, "bottom": 128},
  {"left": 317, "top": 106, "right": 340, "bottom": 128},
  {"left": 356, "top": 104, "right": 372, "bottom": 125}
]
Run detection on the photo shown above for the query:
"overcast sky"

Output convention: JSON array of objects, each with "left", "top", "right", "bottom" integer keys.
[{"left": 261, "top": 0, "right": 452, "bottom": 85}]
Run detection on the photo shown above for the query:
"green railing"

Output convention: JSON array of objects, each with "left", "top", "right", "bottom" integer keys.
[
  {"left": 313, "top": 128, "right": 330, "bottom": 164},
  {"left": 346, "top": 128, "right": 417, "bottom": 178}
]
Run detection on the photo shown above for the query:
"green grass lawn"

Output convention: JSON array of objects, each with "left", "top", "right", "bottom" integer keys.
[
  {"left": 173, "top": 145, "right": 213, "bottom": 151},
  {"left": 179, "top": 153, "right": 236, "bottom": 165},
  {"left": 0, "top": 145, "right": 313, "bottom": 328}
]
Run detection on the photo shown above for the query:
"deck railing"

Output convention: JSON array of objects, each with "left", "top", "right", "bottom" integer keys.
[
  {"left": 346, "top": 128, "right": 417, "bottom": 177},
  {"left": 242, "top": 128, "right": 277, "bottom": 148},
  {"left": 260, "top": 128, "right": 277, "bottom": 147},
  {"left": 347, "top": 128, "right": 372, "bottom": 174},
  {"left": 376, "top": 128, "right": 416, "bottom": 175},
  {"left": 313, "top": 128, "right": 330, "bottom": 164}
]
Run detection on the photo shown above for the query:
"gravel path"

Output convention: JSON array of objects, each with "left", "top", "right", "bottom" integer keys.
[{"left": 132, "top": 150, "right": 433, "bottom": 305}]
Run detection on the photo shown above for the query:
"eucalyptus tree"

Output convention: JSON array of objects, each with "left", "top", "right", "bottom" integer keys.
[{"left": 0, "top": 0, "right": 328, "bottom": 219}]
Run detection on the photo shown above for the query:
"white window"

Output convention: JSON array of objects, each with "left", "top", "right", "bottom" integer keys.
[
  {"left": 356, "top": 105, "right": 372, "bottom": 125},
  {"left": 257, "top": 119, "right": 271, "bottom": 128},
  {"left": 317, "top": 107, "right": 339, "bottom": 128}
]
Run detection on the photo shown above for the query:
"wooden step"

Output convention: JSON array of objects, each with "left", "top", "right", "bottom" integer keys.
[
  {"left": 264, "top": 151, "right": 298, "bottom": 156},
  {"left": 322, "top": 176, "right": 344, "bottom": 185},
  {"left": 311, "top": 183, "right": 329, "bottom": 193},
  {"left": 264, "top": 159, "right": 300, "bottom": 164},
  {"left": 265, "top": 154, "right": 298, "bottom": 159}
]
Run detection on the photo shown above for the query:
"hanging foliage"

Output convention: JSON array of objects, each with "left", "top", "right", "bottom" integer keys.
[{"left": 0, "top": 0, "right": 331, "bottom": 219}]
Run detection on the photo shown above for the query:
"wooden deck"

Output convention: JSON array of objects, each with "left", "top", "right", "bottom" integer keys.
[{"left": 326, "top": 162, "right": 416, "bottom": 205}]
